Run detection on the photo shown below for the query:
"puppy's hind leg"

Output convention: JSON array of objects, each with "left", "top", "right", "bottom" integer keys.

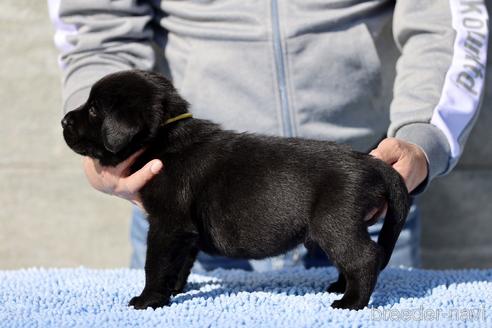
[
  {"left": 327, "top": 273, "right": 346, "bottom": 294},
  {"left": 310, "top": 208, "right": 384, "bottom": 310}
]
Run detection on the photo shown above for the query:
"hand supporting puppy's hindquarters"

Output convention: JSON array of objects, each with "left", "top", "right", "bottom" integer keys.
[
  {"left": 370, "top": 137, "right": 428, "bottom": 193},
  {"left": 365, "top": 138, "right": 428, "bottom": 221},
  {"left": 82, "top": 149, "right": 163, "bottom": 209}
]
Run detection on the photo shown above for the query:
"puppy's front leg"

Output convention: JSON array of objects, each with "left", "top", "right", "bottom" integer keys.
[
  {"left": 171, "top": 248, "right": 199, "bottom": 296},
  {"left": 129, "top": 219, "right": 197, "bottom": 310}
]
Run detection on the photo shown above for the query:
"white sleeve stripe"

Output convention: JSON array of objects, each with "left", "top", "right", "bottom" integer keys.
[
  {"left": 47, "top": 0, "right": 77, "bottom": 67},
  {"left": 430, "top": 0, "right": 489, "bottom": 159}
]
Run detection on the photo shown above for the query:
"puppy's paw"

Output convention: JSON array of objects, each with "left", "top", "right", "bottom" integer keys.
[
  {"left": 129, "top": 291, "right": 170, "bottom": 310},
  {"left": 170, "top": 287, "right": 184, "bottom": 297},
  {"left": 327, "top": 281, "right": 346, "bottom": 294},
  {"left": 331, "top": 298, "right": 366, "bottom": 311}
]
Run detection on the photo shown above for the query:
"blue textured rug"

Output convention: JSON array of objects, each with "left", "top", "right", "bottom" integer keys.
[{"left": 1, "top": 266, "right": 491, "bottom": 327}]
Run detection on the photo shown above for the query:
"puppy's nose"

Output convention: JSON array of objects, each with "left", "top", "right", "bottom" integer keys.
[{"left": 61, "top": 115, "right": 73, "bottom": 129}]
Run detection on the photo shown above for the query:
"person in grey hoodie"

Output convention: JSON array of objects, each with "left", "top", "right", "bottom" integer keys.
[{"left": 49, "top": 0, "right": 489, "bottom": 271}]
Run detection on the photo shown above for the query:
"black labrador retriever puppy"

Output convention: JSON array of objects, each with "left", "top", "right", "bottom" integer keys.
[{"left": 62, "top": 70, "right": 410, "bottom": 310}]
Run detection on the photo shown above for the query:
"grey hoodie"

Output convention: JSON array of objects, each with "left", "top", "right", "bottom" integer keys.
[{"left": 48, "top": 0, "right": 488, "bottom": 192}]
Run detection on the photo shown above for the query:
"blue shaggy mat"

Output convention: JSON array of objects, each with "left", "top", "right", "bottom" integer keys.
[{"left": 0, "top": 266, "right": 491, "bottom": 327}]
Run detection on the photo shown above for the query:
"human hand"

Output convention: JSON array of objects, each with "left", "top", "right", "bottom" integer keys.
[
  {"left": 82, "top": 150, "right": 163, "bottom": 209},
  {"left": 370, "top": 137, "right": 428, "bottom": 192},
  {"left": 365, "top": 138, "right": 428, "bottom": 221}
]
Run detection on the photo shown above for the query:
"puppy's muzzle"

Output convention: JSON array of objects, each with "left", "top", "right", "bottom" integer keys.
[{"left": 61, "top": 113, "right": 74, "bottom": 130}]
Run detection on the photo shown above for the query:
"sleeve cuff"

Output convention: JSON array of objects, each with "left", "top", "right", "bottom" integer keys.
[{"left": 394, "top": 123, "right": 451, "bottom": 195}]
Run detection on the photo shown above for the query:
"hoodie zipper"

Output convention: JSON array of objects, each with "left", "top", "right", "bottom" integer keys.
[
  {"left": 271, "top": 0, "right": 302, "bottom": 268},
  {"left": 271, "top": 0, "right": 294, "bottom": 137}
]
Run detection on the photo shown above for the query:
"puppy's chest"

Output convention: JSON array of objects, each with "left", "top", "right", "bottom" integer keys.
[{"left": 140, "top": 172, "right": 192, "bottom": 213}]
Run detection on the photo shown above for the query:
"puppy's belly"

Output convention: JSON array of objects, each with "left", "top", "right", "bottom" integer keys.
[
  {"left": 196, "top": 219, "right": 307, "bottom": 260},
  {"left": 199, "top": 238, "right": 303, "bottom": 259},
  {"left": 194, "top": 168, "right": 314, "bottom": 259}
]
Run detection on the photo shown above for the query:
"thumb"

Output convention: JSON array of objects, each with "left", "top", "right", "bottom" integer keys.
[{"left": 122, "top": 160, "right": 163, "bottom": 194}]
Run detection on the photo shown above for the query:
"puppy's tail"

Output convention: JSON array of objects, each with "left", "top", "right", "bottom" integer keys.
[{"left": 375, "top": 162, "right": 410, "bottom": 271}]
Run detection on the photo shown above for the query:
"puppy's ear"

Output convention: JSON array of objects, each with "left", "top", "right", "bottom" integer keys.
[{"left": 101, "top": 115, "right": 140, "bottom": 154}]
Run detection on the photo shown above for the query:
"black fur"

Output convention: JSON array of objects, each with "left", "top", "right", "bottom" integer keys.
[{"left": 62, "top": 70, "right": 410, "bottom": 310}]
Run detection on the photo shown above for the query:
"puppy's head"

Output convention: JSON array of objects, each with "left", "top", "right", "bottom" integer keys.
[{"left": 61, "top": 70, "right": 189, "bottom": 166}]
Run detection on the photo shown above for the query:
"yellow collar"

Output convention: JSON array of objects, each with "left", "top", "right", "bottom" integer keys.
[{"left": 163, "top": 113, "right": 193, "bottom": 125}]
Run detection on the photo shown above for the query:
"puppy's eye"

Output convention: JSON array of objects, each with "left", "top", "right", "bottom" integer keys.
[{"left": 88, "top": 106, "right": 98, "bottom": 118}]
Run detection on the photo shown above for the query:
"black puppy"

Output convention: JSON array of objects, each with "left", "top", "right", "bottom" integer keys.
[{"left": 62, "top": 70, "right": 410, "bottom": 310}]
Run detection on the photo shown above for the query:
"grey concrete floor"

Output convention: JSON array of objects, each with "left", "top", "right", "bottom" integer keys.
[{"left": 0, "top": 0, "right": 491, "bottom": 270}]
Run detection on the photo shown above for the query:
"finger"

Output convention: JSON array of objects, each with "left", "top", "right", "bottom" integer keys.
[
  {"left": 370, "top": 144, "right": 399, "bottom": 164},
  {"left": 364, "top": 202, "right": 388, "bottom": 222},
  {"left": 392, "top": 160, "right": 413, "bottom": 191},
  {"left": 120, "top": 160, "right": 163, "bottom": 194},
  {"left": 370, "top": 138, "right": 402, "bottom": 165},
  {"left": 364, "top": 207, "right": 379, "bottom": 222},
  {"left": 82, "top": 157, "right": 102, "bottom": 188},
  {"left": 82, "top": 156, "right": 94, "bottom": 172},
  {"left": 114, "top": 148, "right": 146, "bottom": 173},
  {"left": 380, "top": 202, "right": 388, "bottom": 218},
  {"left": 130, "top": 196, "right": 145, "bottom": 211}
]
